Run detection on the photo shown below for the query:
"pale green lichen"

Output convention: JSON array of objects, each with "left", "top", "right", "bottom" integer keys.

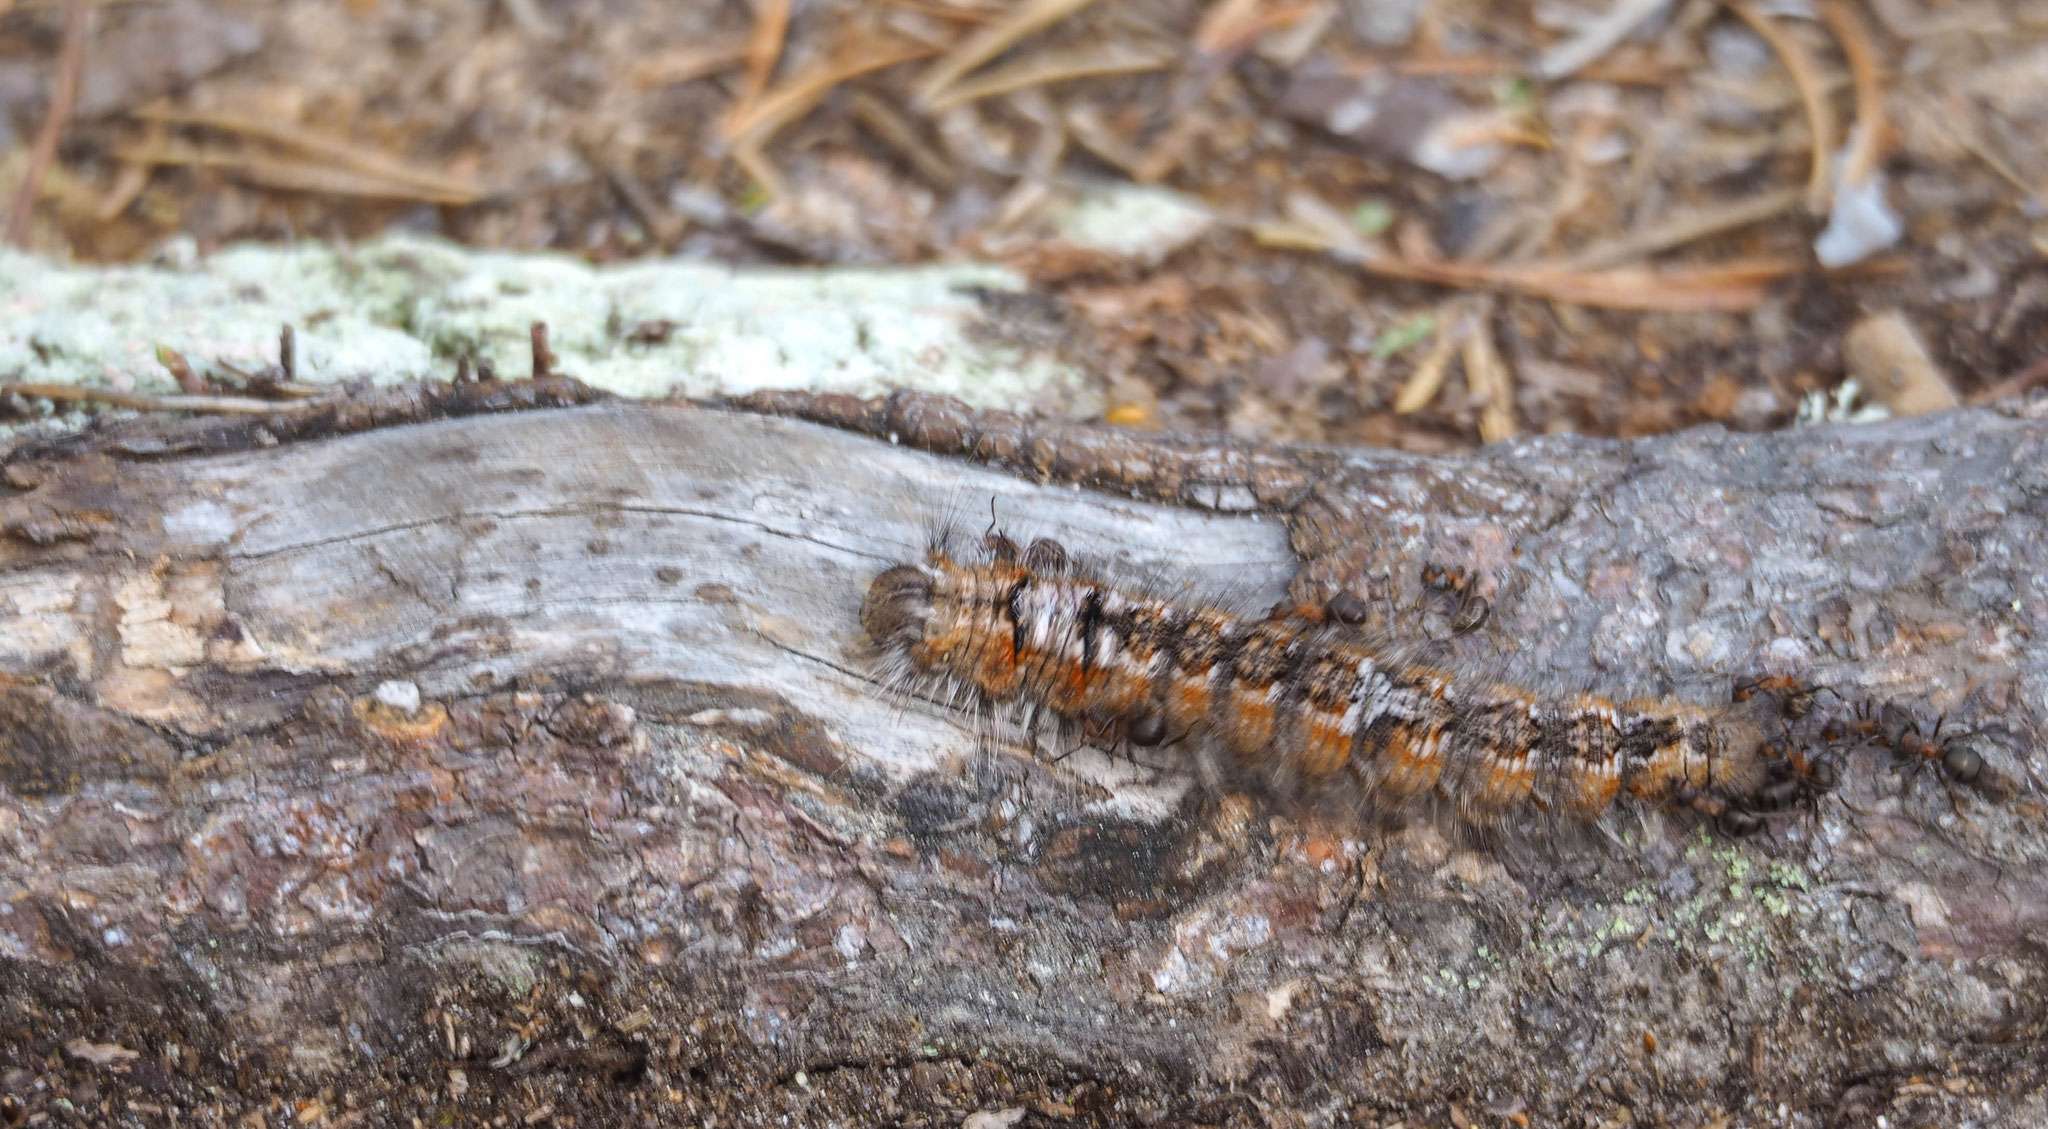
[
  {"left": 0, "top": 234, "right": 1085, "bottom": 437},
  {"left": 1768, "top": 860, "right": 1812, "bottom": 892},
  {"left": 1525, "top": 835, "right": 1823, "bottom": 976},
  {"left": 1723, "top": 852, "right": 1753, "bottom": 883},
  {"left": 0, "top": 237, "right": 433, "bottom": 394}
]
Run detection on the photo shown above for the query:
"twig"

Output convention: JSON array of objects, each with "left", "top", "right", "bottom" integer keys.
[
  {"left": 2, "top": 383, "right": 315, "bottom": 415},
  {"left": 1506, "top": 109, "right": 1605, "bottom": 262},
  {"left": 631, "top": 40, "right": 750, "bottom": 88},
  {"left": 110, "top": 143, "right": 482, "bottom": 206},
  {"left": 914, "top": 0, "right": 1098, "bottom": 108},
  {"left": 1130, "top": 77, "right": 1219, "bottom": 183},
  {"left": 95, "top": 112, "right": 166, "bottom": 222},
  {"left": 1725, "top": 1, "right": 1838, "bottom": 211},
  {"left": 1253, "top": 197, "right": 1794, "bottom": 313},
  {"left": 1271, "top": 231, "right": 1800, "bottom": 311},
  {"left": 128, "top": 106, "right": 486, "bottom": 203},
  {"left": 1392, "top": 53, "right": 1679, "bottom": 84},
  {"left": 1456, "top": 261, "right": 1779, "bottom": 311},
  {"left": 1061, "top": 102, "right": 1144, "bottom": 173},
  {"left": 723, "top": 40, "right": 942, "bottom": 148},
  {"left": 1370, "top": 258, "right": 1786, "bottom": 312},
  {"left": 1817, "top": 0, "right": 1886, "bottom": 188},
  {"left": 731, "top": 141, "right": 791, "bottom": 203},
  {"left": 1966, "top": 355, "right": 2048, "bottom": 407},
  {"left": 1535, "top": 0, "right": 1670, "bottom": 81},
  {"left": 580, "top": 139, "right": 685, "bottom": 246},
  {"left": 155, "top": 346, "right": 205, "bottom": 395},
  {"left": 1391, "top": 314, "right": 1462, "bottom": 414},
  {"left": 1563, "top": 185, "right": 1805, "bottom": 270},
  {"left": 1461, "top": 298, "right": 1516, "bottom": 442},
  {"left": 1950, "top": 124, "right": 2037, "bottom": 202},
  {"left": 1128, "top": 0, "right": 1320, "bottom": 184},
  {"left": 1129, "top": 1, "right": 1315, "bottom": 184},
  {"left": 848, "top": 92, "right": 957, "bottom": 189},
  {"left": 206, "top": 326, "right": 323, "bottom": 399},
  {"left": 877, "top": 0, "right": 1002, "bottom": 23},
  {"left": 985, "top": 89, "right": 1065, "bottom": 230},
  {"left": 923, "top": 42, "right": 1174, "bottom": 113},
  {"left": 4, "top": 0, "right": 89, "bottom": 247},
  {"left": 1193, "top": 0, "right": 1320, "bottom": 54},
  {"left": 1191, "top": 0, "right": 1261, "bottom": 55},
  {"left": 530, "top": 322, "right": 556, "bottom": 380},
  {"left": 729, "top": 0, "right": 793, "bottom": 135}
]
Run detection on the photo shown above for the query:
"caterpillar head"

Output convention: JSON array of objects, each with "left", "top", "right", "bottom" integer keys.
[{"left": 861, "top": 564, "right": 936, "bottom": 655}]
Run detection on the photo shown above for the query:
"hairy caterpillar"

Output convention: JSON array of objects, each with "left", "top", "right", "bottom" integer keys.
[{"left": 860, "top": 533, "right": 1856, "bottom": 835}]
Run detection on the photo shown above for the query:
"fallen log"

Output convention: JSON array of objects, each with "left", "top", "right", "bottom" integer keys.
[{"left": 1, "top": 381, "right": 2043, "bottom": 1126}]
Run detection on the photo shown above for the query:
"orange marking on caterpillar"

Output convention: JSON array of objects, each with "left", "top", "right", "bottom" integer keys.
[
  {"left": 1295, "top": 708, "right": 1354, "bottom": 777},
  {"left": 861, "top": 541, "right": 1895, "bottom": 834}
]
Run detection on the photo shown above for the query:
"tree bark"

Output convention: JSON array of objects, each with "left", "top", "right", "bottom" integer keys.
[{"left": 1, "top": 381, "right": 2044, "bottom": 1127}]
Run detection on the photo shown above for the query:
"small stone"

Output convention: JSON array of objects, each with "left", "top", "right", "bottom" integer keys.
[
  {"left": 1348, "top": 0, "right": 1424, "bottom": 45},
  {"left": 1814, "top": 163, "right": 1903, "bottom": 268},
  {"left": 1052, "top": 185, "right": 1214, "bottom": 261},
  {"left": 373, "top": 680, "right": 422, "bottom": 715},
  {"left": 835, "top": 923, "right": 867, "bottom": 961},
  {"left": 1893, "top": 881, "right": 1952, "bottom": 932},
  {"left": 1842, "top": 311, "right": 1959, "bottom": 416},
  {"left": 64, "top": 1039, "right": 139, "bottom": 1067}
]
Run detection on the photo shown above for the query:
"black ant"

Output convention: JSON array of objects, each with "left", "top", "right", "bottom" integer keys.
[
  {"left": 1732, "top": 675, "right": 1833, "bottom": 721},
  {"left": 1420, "top": 561, "right": 1489, "bottom": 634},
  {"left": 1820, "top": 700, "right": 1985, "bottom": 786}
]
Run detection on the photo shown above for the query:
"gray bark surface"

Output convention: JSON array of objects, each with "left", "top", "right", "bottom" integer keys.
[{"left": 1, "top": 382, "right": 2044, "bottom": 1126}]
